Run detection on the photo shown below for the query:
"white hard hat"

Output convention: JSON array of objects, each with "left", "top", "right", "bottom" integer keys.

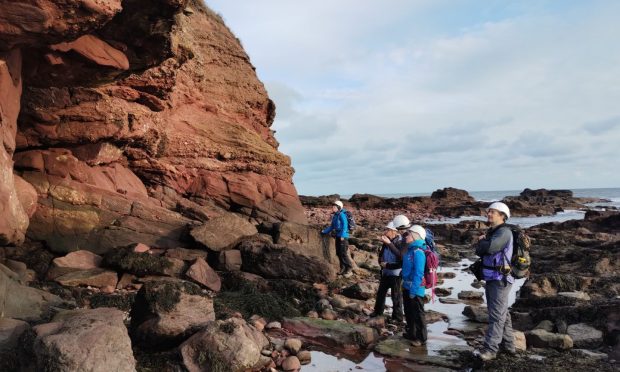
[
  {"left": 392, "top": 215, "right": 411, "bottom": 230},
  {"left": 408, "top": 225, "right": 427, "bottom": 240},
  {"left": 385, "top": 221, "right": 397, "bottom": 231},
  {"left": 488, "top": 202, "right": 510, "bottom": 219},
  {"left": 334, "top": 200, "right": 344, "bottom": 209}
]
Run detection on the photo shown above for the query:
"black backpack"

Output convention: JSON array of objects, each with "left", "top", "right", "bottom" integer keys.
[
  {"left": 344, "top": 210, "right": 356, "bottom": 232},
  {"left": 505, "top": 224, "right": 531, "bottom": 279}
]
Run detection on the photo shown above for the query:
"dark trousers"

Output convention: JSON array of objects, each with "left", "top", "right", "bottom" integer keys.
[
  {"left": 403, "top": 289, "right": 427, "bottom": 342},
  {"left": 373, "top": 275, "right": 403, "bottom": 321},
  {"left": 335, "top": 238, "right": 353, "bottom": 271}
]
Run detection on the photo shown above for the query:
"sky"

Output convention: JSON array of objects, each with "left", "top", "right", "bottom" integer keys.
[{"left": 206, "top": 0, "right": 620, "bottom": 196}]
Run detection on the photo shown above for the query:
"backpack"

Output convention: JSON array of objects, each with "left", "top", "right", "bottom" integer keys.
[
  {"left": 421, "top": 245, "right": 440, "bottom": 302},
  {"left": 424, "top": 228, "right": 441, "bottom": 266},
  {"left": 344, "top": 210, "right": 356, "bottom": 232},
  {"left": 506, "top": 225, "right": 531, "bottom": 279}
]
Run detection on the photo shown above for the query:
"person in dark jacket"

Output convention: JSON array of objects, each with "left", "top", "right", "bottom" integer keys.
[
  {"left": 370, "top": 221, "right": 403, "bottom": 322},
  {"left": 321, "top": 200, "right": 353, "bottom": 277},
  {"left": 474, "top": 202, "right": 515, "bottom": 361}
]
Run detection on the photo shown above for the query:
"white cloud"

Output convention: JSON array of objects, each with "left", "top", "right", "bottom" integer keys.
[{"left": 207, "top": 0, "right": 620, "bottom": 194}]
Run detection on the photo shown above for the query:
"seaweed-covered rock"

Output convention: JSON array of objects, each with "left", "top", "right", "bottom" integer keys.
[
  {"left": 104, "top": 246, "right": 173, "bottom": 277},
  {"left": 180, "top": 317, "right": 270, "bottom": 372},
  {"left": 130, "top": 279, "right": 214, "bottom": 347},
  {"left": 30, "top": 308, "right": 135, "bottom": 372}
]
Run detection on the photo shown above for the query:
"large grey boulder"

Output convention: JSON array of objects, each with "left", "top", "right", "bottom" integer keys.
[
  {"left": 190, "top": 213, "right": 257, "bottom": 251},
  {"left": 0, "top": 264, "right": 67, "bottom": 322},
  {"left": 180, "top": 317, "right": 270, "bottom": 372},
  {"left": 239, "top": 239, "right": 336, "bottom": 283},
  {"left": 273, "top": 222, "right": 338, "bottom": 267},
  {"left": 525, "top": 328, "right": 573, "bottom": 350},
  {"left": 31, "top": 308, "right": 136, "bottom": 372},
  {"left": 567, "top": 323, "right": 603, "bottom": 348}
]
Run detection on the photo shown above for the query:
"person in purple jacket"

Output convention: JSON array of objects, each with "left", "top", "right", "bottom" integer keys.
[{"left": 474, "top": 202, "right": 515, "bottom": 361}]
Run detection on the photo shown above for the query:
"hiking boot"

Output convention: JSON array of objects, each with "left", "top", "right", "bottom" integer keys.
[
  {"left": 369, "top": 312, "right": 381, "bottom": 318},
  {"left": 475, "top": 349, "right": 497, "bottom": 362}
]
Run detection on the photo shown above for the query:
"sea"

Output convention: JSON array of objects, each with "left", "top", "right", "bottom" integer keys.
[{"left": 371, "top": 188, "right": 620, "bottom": 228}]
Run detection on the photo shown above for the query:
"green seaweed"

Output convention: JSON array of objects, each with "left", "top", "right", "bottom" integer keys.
[{"left": 104, "top": 247, "right": 172, "bottom": 276}]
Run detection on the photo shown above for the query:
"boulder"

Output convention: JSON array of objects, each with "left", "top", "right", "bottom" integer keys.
[
  {"left": 273, "top": 222, "right": 339, "bottom": 267},
  {"left": 282, "top": 356, "right": 301, "bottom": 371},
  {"left": 31, "top": 308, "right": 135, "bottom": 372},
  {"left": 435, "top": 287, "right": 452, "bottom": 297},
  {"left": 185, "top": 257, "right": 221, "bottom": 292},
  {"left": 55, "top": 268, "right": 118, "bottom": 288},
  {"left": 239, "top": 239, "right": 336, "bottom": 283},
  {"left": 457, "top": 290, "right": 484, "bottom": 300},
  {"left": 514, "top": 330, "right": 527, "bottom": 352},
  {"left": 525, "top": 329, "right": 573, "bottom": 350},
  {"left": 0, "top": 264, "right": 67, "bottom": 322},
  {"left": 297, "top": 350, "right": 312, "bottom": 365},
  {"left": 341, "top": 282, "right": 377, "bottom": 300},
  {"left": 566, "top": 323, "right": 603, "bottom": 348},
  {"left": 180, "top": 318, "right": 270, "bottom": 372},
  {"left": 284, "top": 338, "right": 303, "bottom": 354},
  {"left": 48, "top": 250, "right": 102, "bottom": 279},
  {"left": 462, "top": 306, "right": 489, "bottom": 323},
  {"left": 282, "top": 317, "right": 379, "bottom": 350},
  {"left": 190, "top": 213, "right": 257, "bottom": 251},
  {"left": 219, "top": 249, "right": 242, "bottom": 271},
  {"left": 130, "top": 279, "right": 215, "bottom": 347},
  {"left": 0, "top": 318, "right": 30, "bottom": 370}
]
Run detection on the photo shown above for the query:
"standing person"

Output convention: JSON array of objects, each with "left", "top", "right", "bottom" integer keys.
[
  {"left": 475, "top": 202, "right": 515, "bottom": 361},
  {"left": 321, "top": 200, "right": 353, "bottom": 278},
  {"left": 370, "top": 221, "right": 404, "bottom": 322},
  {"left": 382, "top": 224, "right": 428, "bottom": 346}
]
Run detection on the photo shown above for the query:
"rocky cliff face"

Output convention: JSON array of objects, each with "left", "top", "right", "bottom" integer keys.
[{"left": 0, "top": 0, "right": 305, "bottom": 248}]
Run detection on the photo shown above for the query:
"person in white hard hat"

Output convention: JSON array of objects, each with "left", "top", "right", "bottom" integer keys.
[
  {"left": 382, "top": 224, "right": 428, "bottom": 346},
  {"left": 321, "top": 200, "right": 353, "bottom": 277},
  {"left": 474, "top": 201, "right": 515, "bottom": 361},
  {"left": 370, "top": 221, "right": 404, "bottom": 322}
]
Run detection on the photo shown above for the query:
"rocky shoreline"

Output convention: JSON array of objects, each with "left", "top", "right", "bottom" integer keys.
[
  {"left": 0, "top": 0, "right": 618, "bottom": 370},
  {"left": 1, "top": 187, "right": 618, "bottom": 371}
]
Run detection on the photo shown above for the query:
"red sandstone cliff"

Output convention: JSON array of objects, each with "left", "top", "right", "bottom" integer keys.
[{"left": 0, "top": 0, "right": 306, "bottom": 250}]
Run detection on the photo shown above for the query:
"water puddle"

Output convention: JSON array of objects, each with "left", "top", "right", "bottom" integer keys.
[{"left": 303, "top": 258, "right": 526, "bottom": 370}]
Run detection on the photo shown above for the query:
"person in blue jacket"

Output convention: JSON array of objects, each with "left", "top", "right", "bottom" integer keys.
[
  {"left": 383, "top": 224, "right": 428, "bottom": 346},
  {"left": 321, "top": 200, "right": 353, "bottom": 277}
]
